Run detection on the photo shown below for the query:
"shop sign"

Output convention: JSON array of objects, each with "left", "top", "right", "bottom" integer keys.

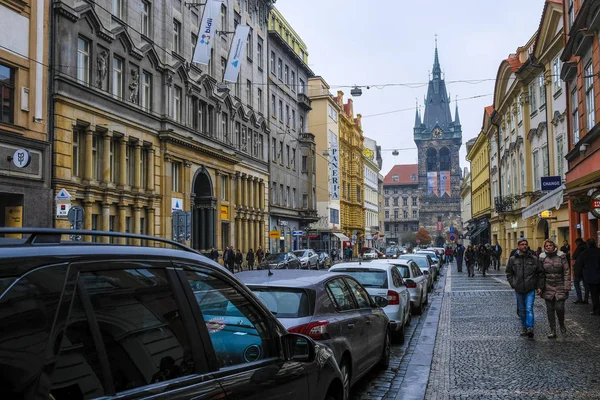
[
  {"left": 571, "top": 195, "right": 592, "bottom": 214},
  {"left": 328, "top": 133, "right": 340, "bottom": 200},
  {"left": 269, "top": 230, "right": 280, "bottom": 239},
  {"left": 220, "top": 206, "right": 229, "bottom": 220},
  {"left": 4, "top": 206, "right": 22, "bottom": 238},
  {"left": 541, "top": 176, "right": 562, "bottom": 191},
  {"left": 172, "top": 197, "right": 183, "bottom": 211},
  {"left": 592, "top": 191, "right": 600, "bottom": 218},
  {"left": 538, "top": 210, "right": 553, "bottom": 218}
]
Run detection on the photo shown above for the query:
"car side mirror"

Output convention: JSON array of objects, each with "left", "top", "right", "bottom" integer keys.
[
  {"left": 283, "top": 333, "right": 316, "bottom": 362},
  {"left": 372, "top": 295, "right": 388, "bottom": 308}
]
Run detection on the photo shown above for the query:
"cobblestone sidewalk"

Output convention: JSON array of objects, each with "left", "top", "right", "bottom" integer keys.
[{"left": 425, "top": 265, "right": 600, "bottom": 400}]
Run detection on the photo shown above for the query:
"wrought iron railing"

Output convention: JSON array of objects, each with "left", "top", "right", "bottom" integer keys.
[{"left": 494, "top": 195, "right": 518, "bottom": 213}]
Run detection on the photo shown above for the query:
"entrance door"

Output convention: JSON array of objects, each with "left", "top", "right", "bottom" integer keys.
[{"left": 191, "top": 169, "right": 216, "bottom": 251}]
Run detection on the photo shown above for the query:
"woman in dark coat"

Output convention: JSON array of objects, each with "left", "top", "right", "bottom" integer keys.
[
  {"left": 464, "top": 245, "right": 475, "bottom": 277},
  {"left": 235, "top": 249, "right": 243, "bottom": 272},
  {"left": 246, "top": 248, "right": 255, "bottom": 270},
  {"left": 539, "top": 239, "right": 570, "bottom": 338}
]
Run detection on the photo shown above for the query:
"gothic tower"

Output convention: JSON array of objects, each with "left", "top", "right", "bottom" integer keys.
[{"left": 414, "top": 43, "right": 463, "bottom": 246}]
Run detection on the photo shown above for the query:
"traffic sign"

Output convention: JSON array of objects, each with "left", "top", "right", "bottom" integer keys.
[
  {"left": 67, "top": 206, "right": 84, "bottom": 227},
  {"left": 293, "top": 230, "right": 304, "bottom": 236},
  {"left": 450, "top": 234, "right": 455, "bottom": 241}
]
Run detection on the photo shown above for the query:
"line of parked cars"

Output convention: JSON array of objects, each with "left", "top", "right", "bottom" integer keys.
[{"left": 257, "top": 249, "right": 332, "bottom": 271}]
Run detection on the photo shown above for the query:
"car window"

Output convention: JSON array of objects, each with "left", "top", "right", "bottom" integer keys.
[
  {"left": 330, "top": 268, "right": 388, "bottom": 289},
  {"left": 0, "top": 264, "right": 68, "bottom": 399},
  {"left": 184, "top": 271, "right": 276, "bottom": 368},
  {"left": 250, "top": 287, "right": 310, "bottom": 318},
  {"left": 411, "top": 263, "right": 422, "bottom": 277},
  {"left": 394, "top": 265, "right": 410, "bottom": 278},
  {"left": 391, "top": 267, "right": 404, "bottom": 288},
  {"left": 410, "top": 257, "right": 428, "bottom": 269},
  {"left": 325, "top": 278, "right": 356, "bottom": 311},
  {"left": 344, "top": 278, "right": 371, "bottom": 309},
  {"left": 51, "top": 268, "right": 194, "bottom": 398}
]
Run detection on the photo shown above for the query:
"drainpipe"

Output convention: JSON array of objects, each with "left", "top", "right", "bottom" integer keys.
[{"left": 48, "top": 0, "right": 56, "bottom": 227}]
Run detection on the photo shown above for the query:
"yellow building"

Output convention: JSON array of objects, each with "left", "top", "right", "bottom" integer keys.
[
  {"left": 465, "top": 112, "right": 492, "bottom": 245},
  {"left": 0, "top": 0, "right": 51, "bottom": 229},
  {"left": 335, "top": 91, "right": 365, "bottom": 254}
]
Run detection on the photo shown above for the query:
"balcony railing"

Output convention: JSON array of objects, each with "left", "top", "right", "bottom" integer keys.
[
  {"left": 494, "top": 195, "right": 519, "bottom": 213},
  {"left": 297, "top": 93, "right": 312, "bottom": 110}
]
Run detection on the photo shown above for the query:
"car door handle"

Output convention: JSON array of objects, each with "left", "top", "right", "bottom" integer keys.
[{"left": 347, "top": 323, "right": 355, "bottom": 329}]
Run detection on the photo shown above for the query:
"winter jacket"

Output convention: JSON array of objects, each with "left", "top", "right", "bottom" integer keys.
[
  {"left": 573, "top": 243, "right": 588, "bottom": 279},
  {"left": 574, "top": 245, "right": 600, "bottom": 285},
  {"left": 572, "top": 242, "right": 587, "bottom": 262},
  {"left": 539, "top": 251, "right": 570, "bottom": 301},
  {"left": 246, "top": 251, "right": 255, "bottom": 264},
  {"left": 506, "top": 252, "right": 545, "bottom": 294},
  {"left": 464, "top": 249, "right": 475, "bottom": 265}
]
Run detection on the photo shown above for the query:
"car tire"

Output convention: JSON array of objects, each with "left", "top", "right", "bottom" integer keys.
[
  {"left": 406, "top": 312, "right": 412, "bottom": 326},
  {"left": 414, "top": 295, "right": 423, "bottom": 315},
  {"left": 392, "top": 322, "right": 405, "bottom": 344},
  {"left": 379, "top": 330, "right": 391, "bottom": 368},
  {"left": 339, "top": 358, "right": 351, "bottom": 400}
]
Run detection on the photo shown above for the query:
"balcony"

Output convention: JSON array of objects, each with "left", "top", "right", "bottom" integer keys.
[
  {"left": 297, "top": 93, "right": 312, "bottom": 111},
  {"left": 299, "top": 132, "right": 315, "bottom": 144},
  {"left": 494, "top": 195, "right": 519, "bottom": 213}
]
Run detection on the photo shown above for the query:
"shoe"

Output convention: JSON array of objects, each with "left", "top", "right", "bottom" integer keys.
[
  {"left": 527, "top": 328, "right": 534, "bottom": 338},
  {"left": 520, "top": 328, "right": 528, "bottom": 337},
  {"left": 547, "top": 331, "right": 557, "bottom": 339},
  {"left": 560, "top": 325, "right": 567, "bottom": 334},
  {"left": 573, "top": 300, "right": 582, "bottom": 304}
]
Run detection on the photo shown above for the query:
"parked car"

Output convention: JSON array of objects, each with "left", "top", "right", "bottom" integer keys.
[
  {"left": 385, "top": 246, "right": 401, "bottom": 259},
  {"left": 400, "top": 253, "right": 439, "bottom": 281},
  {"left": 238, "top": 269, "right": 391, "bottom": 398},
  {"left": 329, "top": 262, "right": 411, "bottom": 342},
  {"left": 317, "top": 252, "right": 332, "bottom": 269},
  {"left": 362, "top": 249, "right": 379, "bottom": 260},
  {"left": 0, "top": 228, "right": 345, "bottom": 400},
  {"left": 361, "top": 247, "right": 385, "bottom": 258},
  {"left": 293, "top": 249, "right": 319, "bottom": 269},
  {"left": 258, "top": 252, "right": 302, "bottom": 270},
  {"left": 399, "top": 255, "right": 434, "bottom": 292},
  {"left": 371, "top": 259, "right": 429, "bottom": 315},
  {"left": 417, "top": 249, "right": 442, "bottom": 266}
]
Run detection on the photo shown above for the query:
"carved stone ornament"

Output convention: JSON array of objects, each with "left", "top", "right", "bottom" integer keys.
[
  {"left": 166, "top": 74, "right": 173, "bottom": 86},
  {"left": 96, "top": 51, "right": 108, "bottom": 89},
  {"left": 129, "top": 69, "right": 139, "bottom": 103},
  {"left": 519, "top": 92, "right": 529, "bottom": 105}
]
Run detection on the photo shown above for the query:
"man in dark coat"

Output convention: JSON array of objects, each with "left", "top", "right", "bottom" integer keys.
[
  {"left": 572, "top": 238, "right": 589, "bottom": 304},
  {"left": 455, "top": 243, "right": 465, "bottom": 272},
  {"left": 493, "top": 241, "right": 503, "bottom": 270},
  {"left": 506, "top": 238, "right": 545, "bottom": 338},
  {"left": 574, "top": 238, "right": 600, "bottom": 315},
  {"left": 210, "top": 247, "right": 219, "bottom": 262},
  {"left": 224, "top": 246, "right": 235, "bottom": 273}
]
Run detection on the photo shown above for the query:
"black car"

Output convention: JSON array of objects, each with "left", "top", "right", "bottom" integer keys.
[
  {"left": 258, "top": 252, "right": 302, "bottom": 270},
  {"left": 0, "top": 229, "right": 345, "bottom": 400}
]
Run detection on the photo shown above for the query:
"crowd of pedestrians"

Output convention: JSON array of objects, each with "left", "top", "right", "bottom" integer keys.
[{"left": 209, "top": 245, "right": 267, "bottom": 273}]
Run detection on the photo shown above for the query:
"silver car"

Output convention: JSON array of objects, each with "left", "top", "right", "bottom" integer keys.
[
  {"left": 237, "top": 270, "right": 391, "bottom": 399},
  {"left": 372, "top": 259, "right": 429, "bottom": 315},
  {"left": 292, "top": 249, "right": 319, "bottom": 269}
]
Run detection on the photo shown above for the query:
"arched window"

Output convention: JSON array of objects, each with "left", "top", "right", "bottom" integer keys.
[
  {"left": 512, "top": 158, "right": 518, "bottom": 196},
  {"left": 426, "top": 148, "right": 437, "bottom": 171},
  {"left": 439, "top": 147, "right": 450, "bottom": 171}
]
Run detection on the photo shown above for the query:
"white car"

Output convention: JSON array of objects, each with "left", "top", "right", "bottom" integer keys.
[
  {"left": 292, "top": 249, "right": 319, "bottom": 269},
  {"left": 329, "top": 262, "right": 411, "bottom": 343},
  {"left": 362, "top": 249, "right": 378, "bottom": 259},
  {"left": 371, "top": 259, "right": 429, "bottom": 315}
]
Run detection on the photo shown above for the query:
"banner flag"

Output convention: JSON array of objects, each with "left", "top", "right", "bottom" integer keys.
[
  {"left": 439, "top": 171, "right": 451, "bottom": 196},
  {"left": 427, "top": 172, "right": 439, "bottom": 196},
  {"left": 223, "top": 25, "right": 250, "bottom": 82},
  {"left": 192, "top": 0, "right": 222, "bottom": 65}
]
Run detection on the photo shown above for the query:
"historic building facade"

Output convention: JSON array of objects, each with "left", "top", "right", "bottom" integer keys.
[
  {"left": 267, "top": 6, "right": 317, "bottom": 252},
  {"left": 51, "top": 0, "right": 274, "bottom": 251},
  {"left": 0, "top": 0, "right": 51, "bottom": 229},
  {"left": 413, "top": 46, "right": 463, "bottom": 246},
  {"left": 383, "top": 165, "right": 420, "bottom": 246},
  {"left": 460, "top": 166, "right": 472, "bottom": 247},
  {"left": 363, "top": 136, "right": 382, "bottom": 248}
]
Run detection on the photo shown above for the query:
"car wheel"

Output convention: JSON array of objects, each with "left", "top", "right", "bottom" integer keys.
[
  {"left": 415, "top": 295, "right": 423, "bottom": 315},
  {"left": 392, "top": 321, "right": 405, "bottom": 344},
  {"left": 379, "top": 330, "right": 391, "bottom": 368},
  {"left": 406, "top": 311, "right": 412, "bottom": 326},
  {"left": 339, "top": 359, "right": 351, "bottom": 400}
]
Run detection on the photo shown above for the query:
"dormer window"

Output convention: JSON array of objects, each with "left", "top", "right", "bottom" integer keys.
[
  {"left": 411, "top": 174, "right": 416, "bottom": 181},
  {"left": 392, "top": 175, "right": 399, "bottom": 182}
]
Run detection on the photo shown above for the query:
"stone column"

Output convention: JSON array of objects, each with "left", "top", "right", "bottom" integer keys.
[
  {"left": 241, "top": 174, "right": 247, "bottom": 207},
  {"left": 215, "top": 170, "right": 222, "bottom": 250},
  {"left": 148, "top": 146, "right": 155, "bottom": 192},
  {"left": 147, "top": 206, "right": 155, "bottom": 238},
  {"left": 254, "top": 178, "right": 259, "bottom": 210},
  {"left": 236, "top": 217, "right": 242, "bottom": 250},
  {"left": 259, "top": 180, "right": 265, "bottom": 210},
  {"left": 83, "top": 201, "right": 93, "bottom": 242},
  {"left": 243, "top": 217, "right": 249, "bottom": 252},
  {"left": 134, "top": 206, "right": 141, "bottom": 245},
  {"left": 134, "top": 143, "right": 141, "bottom": 189},
  {"left": 249, "top": 177, "right": 254, "bottom": 209},
  {"left": 103, "top": 133, "right": 111, "bottom": 183},
  {"left": 208, "top": 205, "right": 216, "bottom": 249},
  {"left": 102, "top": 203, "right": 110, "bottom": 243},
  {"left": 119, "top": 205, "right": 127, "bottom": 244},
  {"left": 84, "top": 128, "right": 94, "bottom": 181},
  {"left": 236, "top": 172, "right": 241, "bottom": 206},
  {"left": 119, "top": 136, "right": 128, "bottom": 186}
]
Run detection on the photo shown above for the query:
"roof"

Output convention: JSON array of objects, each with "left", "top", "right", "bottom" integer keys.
[
  {"left": 506, "top": 55, "right": 523, "bottom": 72},
  {"left": 422, "top": 46, "right": 454, "bottom": 130},
  {"left": 236, "top": 270, "right": 342, "bottom": 287},
  {"left": 383, "top": 164, "right": 419, "bottom": 185}
]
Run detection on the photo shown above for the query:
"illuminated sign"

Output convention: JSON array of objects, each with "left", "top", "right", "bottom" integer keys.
[{"left": 538, "top": 210, "right": 553, "bottom": 218}]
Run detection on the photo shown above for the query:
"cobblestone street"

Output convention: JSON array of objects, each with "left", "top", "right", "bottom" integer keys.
[{"left": 351, "top": 261, "right": 600, "bottom": 399}]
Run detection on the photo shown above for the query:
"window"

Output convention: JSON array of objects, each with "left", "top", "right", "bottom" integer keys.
[
  {"left": 279, "top": 141, "right": 283, "bottom": 162},
  {"left": 538, "top": 74, "right": 545, "bottom": 107},
  {"left": 284, "top": 65, "right": 289, "bottom": 85},
  {"left": 173, "top": 86, "right": 182, "bottom": 121},
  {"left": 292, "top": 110, "right": 296, "bottom": 129},
  {"left": 191, "top": 33, "right": 197, "bottom": 58},
  {"left": 127, "top": 144, "right": 135, "bottom": 186},
  {"left": 221, "top": 175, "right": 228, "bottom": 200},
  {"left": 173, "top": 20, "right": 181, "bottom": 53},
  {"left": 172, "top": 161, "right": 181, "bottom": 192},
  {"left": 92, "top": 134, "right": 102, "bottom": 180},
  {"left": 234, "top": 11, "right": 240, "bottom": 28},
  {"left": 512, "top": 158, "right": 517, "bottom": 196},
  {"left": 412, "top": 209, "right": 417, "bottom": 218},
  {"left": 299, "top": 79, "right": 305, "bottom": 94},
  {"left": 328, "top": 104, "right": 338, "bottom": 122},
  {"left": 112, "top": 56, "right": 123, "bottom": 98},
  {"left": 257, "top": 37, "right": 263, "bottom": 69},
  {"left": 51, "top": 268, "right": 194, "bottom": 395},
  {"left": 345, "top": 278, "right": 371, "bottom": 308},
  {"left": 141, "top": 71, "right": 151, "bottom": 110},
  {"left": 402, "top": 198, "right": 408, "bottom": 206},
  {"left": 552, "top": 57, "right": 561, "bottom": 93},
  {"left": 246, "top": 80, "right": 252, "bottom": 105},
  {"left": 385, "top": 210, "right": 389, "bottom": 218},
  {"left": 285, "top": 105, "right": 290, "bottom": 125},
  {"left": 326, "top": 278, "right": 355, "bottom": 311},
  {"left": 279, "top": 100, "right": 283, "bottom": 121},
  {"left": 412, "top": 197, "right": 417, "bottom": 206},
  {"left": 557, "top": 136, "right": 564, "bottom": 178},
  {"left": 277, "top": 58, "right": 282, "bottom": 80},
  {"left": 286, "top": 144, "right": 290, "bottom": 166},
  {"left": 517, "top": 101, "right": 522, "bottom": 122},
  {"left": 385, "top": 198, "right": 389, "bottom": 206},
  {"left": 271, "top": 181, "right": 276, "bottom": 203},
  {"left": 140, "top": 148, "right": 147, "bottom": 188},
  {"left": 222, "top": 112, "right": 228, "bottom": 143},
  {"left": 299, "top": 115, "right": 305, "bottom": 131},
  {"left": 403, "top": 210, "right": 408, "bottom": 219},
  {"left": 292, "top": 188, "right": 296, "bottom": 207},
  {"left": 112, "top": 0, "right": 122, "bottom": 18},
  {"left": 302, "top": 155, "right": 308, "bottom": 172},
  {"left": 141, "top": 1, "right": 150, "bottom": 36},
  {"left": 270, "top": 51, "right": 276, "bottom": 74},
  {"left": 393, "top": 198, "right": 398, "bottom": 206},
  {"left": 291, "top": 71, "right": 296, "bottom": 91},
  {"left": 72, "top": 130, "right": 82, "bottom": 177},
  {"left": 291, "top": 148, "right": 296, "bottom": 169},
  {"left": 76, "top": 38, "right": 90, "bottom": 85},
  {"left": 280, "top": 184, "right": 284, "bottom": 205},
  {"left": 572, "top": 85, "right": 580, "bottom": 144},
  {"left": 220, "top": 4, "right": 227, "bottom": 33},
  {"left": 271, "top": 137, "right": 276, "bottom": 161},
  {"left": 109, "top": 137, "right": 116, "bottom": 182},
  {"left": 403, "top": 224, "right": 408, "bottom": 232},
  {"left": 246, "top": 28, "right": 253, "bottom": 60},
  {"left": 520, "top": 153, "right": 525, "bottom": 193},
  {"left": 394, "top": 209, "right": 399, "bottom": 219},
  {"left": 257, "top": 88, "right": 263, "bottom": 113},
  {"left": 286, "top": 186, "right": 290, "bottom": 206},
  {"left": 585, "top": 61, "right": 595, "bottom": 130},
  {"left": 529, "top": 82, "right": 537, "bottom": 111},
  {"left": 533, "top": 151, "right": 540, "bottom": 191}
]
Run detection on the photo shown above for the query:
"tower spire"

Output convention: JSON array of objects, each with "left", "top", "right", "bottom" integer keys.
[
  {"left": 432, "top": 34, "right": 441, "bottom": 80},
  {"left": 454, "top": 96, "right": 461, "bottom": 125},
  {"left": 414, "top": 98, "right": 422, "bottom": 127}
]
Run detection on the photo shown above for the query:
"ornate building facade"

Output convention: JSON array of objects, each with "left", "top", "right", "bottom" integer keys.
[
  {"left": 413, "top": 46, "right": 463, "bottom": 246},
  {"left": 363, "top": 136, "right": 382, "bottom": 248},
  {"left": 383, "top": 165, "right": 420, "bottom": 246}
]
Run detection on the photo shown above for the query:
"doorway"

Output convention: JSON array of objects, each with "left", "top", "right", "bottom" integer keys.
[{"left": 191, "top": 168, "right": 216, "bottom": 251}]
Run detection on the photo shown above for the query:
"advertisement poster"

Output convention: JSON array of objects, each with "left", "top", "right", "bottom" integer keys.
[
  {"left": 439, "top": 171, "right": 451, "bottom": 196},
  {"left": 427, "top": 172, "right": 439, "bottom": 196}
]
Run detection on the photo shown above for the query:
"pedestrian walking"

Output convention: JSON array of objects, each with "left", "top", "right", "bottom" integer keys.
[
  {"left": 574, "top": 238, "right": 600, "bottom": 316},
  {"left": 256, "top": 245, "right": 265, "bottom": 264},
  {"left": 560, "top": 240, "right": 571, "bottom": 265},
  {"left": 572, "top": 238, "right": 589, "bottom": 304},
  {"left": 456, "top": 243, "right": 465, "bottom": 272},
  {"left": 224, "top": 246, "right": 235, "bottom": 273},
  {"left": 445, "top": 247, "right": 452, "bottom": 265},
  {"left": 493, "top": 241, "right": 503, "bottom": 270},
  {"left": 539, "top": 239, "right": 570, "bottom": 338},
  {"left": 465, "top": 245, "right": 475, "bottom": 277},
  {"left": 235, "top": 249, "right": 243, "bottom": 272},
  {"left": 246, "top": 248, "right": 255, "bottom": 270},
  {"left": 210, "top": 247, "right": 219, "bottom": 262},
  {"left": 479, "top": 244, "right": 491, "bottom": 276},
  {"left": 506, "top": 238, "right": 545, "bottom": 338}
]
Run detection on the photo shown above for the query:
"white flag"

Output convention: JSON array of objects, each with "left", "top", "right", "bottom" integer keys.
[
  {"left": 223, "top": 25, "right": 250, "bottom": 83},
  {"left": 192, "top": 0, "right": 222, "bottom": 65}
]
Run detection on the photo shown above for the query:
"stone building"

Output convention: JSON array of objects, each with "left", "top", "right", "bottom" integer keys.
[
  {"left": 383, "top": 165, "right": 420, "bottom": 246},
  {"left": 363, "top": 136, "right": 382, "bottom": 248},
  {"left": 0, "top": 0, "right": 51, "bottom": 229},
  {"left": 413, "top": 45, "right": 463, "bottom": 246},
  {"left": 460, "top": 166, "right": 472, "bottom": 247},
  {"left": 51, "top": 0, "right": 274, "bottom": 251}
]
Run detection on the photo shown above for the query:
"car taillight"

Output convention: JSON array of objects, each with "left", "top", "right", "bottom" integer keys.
[
  {"left": 405, "top": 279, "right": 417, "bottom": 288},
  {"left": 288, "top": 320, "right": 330, "bottom": 340},
  {"left": 386, "top": 290, "right": 400, "bottom": 305}
]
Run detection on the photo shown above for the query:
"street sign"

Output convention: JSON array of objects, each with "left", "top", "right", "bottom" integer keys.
[
  {"left": 172, "top": 210, "right": 192, "bottom": 242},
  {"left": 450, "top": 234, "right": 455, "bottom": 241},
  {"left": 293, "top": 231, "right": 303, "bottom": 236},
  {"left": 55, "top": 188, "right": 72, "bottom": 201},
  {"left": 56, "top": 203, "right": 71, "bottom": 218},
  {"left": 450, "top": 226, "right": 455, "bottom": 234},
  {"left": 269, "top": 230, "right": 280, "bottom": 239},
  {"left": 541, "top": 176, "right": 562, "bottom": 191},
  {"left": 67, "top": 206, "right": 84, "bottom": 228}
]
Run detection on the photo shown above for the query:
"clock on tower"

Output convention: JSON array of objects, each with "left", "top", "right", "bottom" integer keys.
[{"left": 432, "top": 127, "right": 443, "bottom": 139}]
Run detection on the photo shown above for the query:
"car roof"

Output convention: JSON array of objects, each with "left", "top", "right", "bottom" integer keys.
[
  {"left": 237, "top": 270, "right": 343, "bottom": 287},
  {"left": 370, "top": 259, "right": 411, "bottom": 266},
  {"left": 330, "top": 262, "right": 394, "bottom": 272}
]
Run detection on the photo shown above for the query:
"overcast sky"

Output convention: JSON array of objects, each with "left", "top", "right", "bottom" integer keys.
[{"left": 276, "top": 0, "right": 548, "bottom": 176}]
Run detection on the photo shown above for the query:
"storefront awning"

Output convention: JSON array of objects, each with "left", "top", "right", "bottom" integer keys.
[
  {"left": 522, "top": 184, "right": 565, "bottom": 219},
  {"left": 468, "top": 223, "right": 488, "bottom": 240},
  {"left": 332, "top": 232, "right": 350, "bottom": 241}
]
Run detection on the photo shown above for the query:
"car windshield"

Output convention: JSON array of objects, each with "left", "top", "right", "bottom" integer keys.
[
  {"left": 393, "top": 265, "right": 410, "bottom": 278},
  {"left": 292, "top": 251, "right": 306, "bottom": 257},
  {"left": 331, "top": 269, "right": 388, "bottom": 288},
  {"left": 385, "top": 247, "right": 397, "bottom": 253},
  {"left": 405, "top": 257, "right": 428, "bottom": 269},
  {"left": 250, "top": 287, "right": 310, "bottom": 318},
  {"left": 265, "top": 253, "right": 286, "bottom": 262}
]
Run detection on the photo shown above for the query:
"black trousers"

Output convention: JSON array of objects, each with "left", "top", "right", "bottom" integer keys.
[
  {"left": 590, "top": 283, "right": 600, "bottom": 314},
  {"left": 456, "top": 256, "right": 463, "bottom": 271},
  {"left": 544, "top": 298, "right": 565, "bottom": 330}
]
